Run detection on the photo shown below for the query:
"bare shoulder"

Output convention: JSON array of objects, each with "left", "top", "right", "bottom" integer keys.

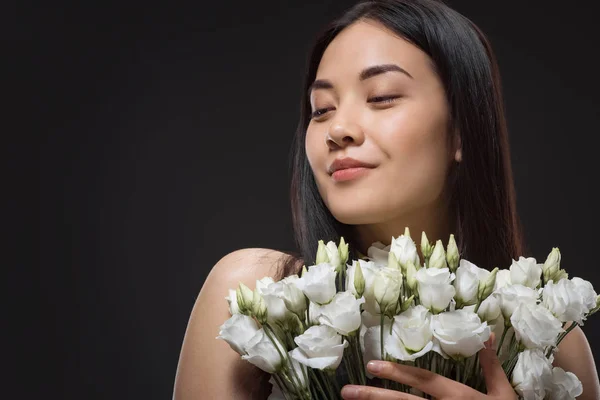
[
  {"left": 173, "top": 248, "right": 299, "bottom": 400},
  {"left": 553, "top": 322, "right": 600, "bottom": 400}
]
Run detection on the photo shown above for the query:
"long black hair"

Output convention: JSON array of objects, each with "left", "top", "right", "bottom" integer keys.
[{"left": 276, "top": 0, "right": 526, "bottom": 279}]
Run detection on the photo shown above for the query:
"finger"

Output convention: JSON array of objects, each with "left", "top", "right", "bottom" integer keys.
[
  {"left": 365, "top": 361, "right": 458, "bottom": 399},
  {"left": 478, "top": 332, "right": 515, "bottom": 396},
  {"left": 341, "top": 384, "right": 424, "bottom": 400}
]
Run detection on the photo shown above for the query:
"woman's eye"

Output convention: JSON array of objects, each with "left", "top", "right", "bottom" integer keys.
[
  {"left": 310, "top": 108, "right": 331, "bottom": 119},
  {"left": 368, "top": 95, "right": 400, "bottom": 104}
]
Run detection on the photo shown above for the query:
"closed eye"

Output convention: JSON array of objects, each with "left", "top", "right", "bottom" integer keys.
[{"left": 310, "top": 95, "right": 401, "bottom": 120}]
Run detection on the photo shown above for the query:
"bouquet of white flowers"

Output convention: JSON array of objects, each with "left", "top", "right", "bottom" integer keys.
[{"left": 217, "top": 229, "right": 599, "bottom": 400}]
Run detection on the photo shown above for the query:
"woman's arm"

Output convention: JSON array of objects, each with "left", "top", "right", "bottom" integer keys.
[
  {"left": 173, "top": 248, "right": 285, "bottom": 400},
  {"left": 553, "top": 322, "right": 600, "bottom": 400}
]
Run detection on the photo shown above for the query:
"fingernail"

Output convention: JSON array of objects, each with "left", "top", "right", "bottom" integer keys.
[
  {"left": 341, "top": 386, "right": 359, "bottom": 399},
  {"left": 367, "top": 361, "right": 382, "bottom": 372}
]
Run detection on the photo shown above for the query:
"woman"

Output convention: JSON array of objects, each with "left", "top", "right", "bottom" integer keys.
[{"left": 173, "top": 0, "right": 600, "bottom": 398}]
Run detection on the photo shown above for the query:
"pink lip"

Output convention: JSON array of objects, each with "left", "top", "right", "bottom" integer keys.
[
  {"left": 331, "top": 167, "right": 372, "bottom": 182},
  {"left": 328, "top": 157, "right": 377, "bottom": 176}
]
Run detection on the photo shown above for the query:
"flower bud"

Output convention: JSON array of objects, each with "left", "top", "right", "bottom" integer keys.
[
  {"left": 316, "top": 240, "right": 328, "bottom": 265},
  {"left": 588, "top": 295, "right": 600, "bottom": 316},
  {"left": 338, "top": 236, "right": 349, "bottom": 266},
  {"left": 404, "top": 226, "right": 411, "bottom": 239},
  {"left": 421, "top": 231, "right": 433, "bottom": 260},
  {"left": 429, "top": 240, "right": 448, "bottom": 269},
  {"left": 237, "top": 282, "right": 254, "bottom": 315},
  {"left": 354, "top": 260, "right": 365, "bottom": 299},
  {"left": 301, "top": 264, "right": 307, "bottom": 277},
  {"left": 252, "top": 288, "right": 268, "bottom": 324},
  {"left": 399, "top": 294, "right": 415, "bottom": 312},
  {"left": 551, "top": 269, "right": 569, "bottom": 283},
  {"left": 542, "top": 247, "right": 561, "bottom": 285},
  {"left": 446, "top": 234, "right": 459, "bottom": 273},
  {"left": 478, "top": 267, "right": 499, "bottom": 302},
  {"left": 374, "top": 269, "right": 402, "bottom": 317},
  {"left": 387, "top": 251, "right": 401, "bottom": 271},
  {"left": 406, "top": 261, "right": 418, "bottom": 291},
  {"left": 325, "top": 241, "right": 342, "bottom": 272}
]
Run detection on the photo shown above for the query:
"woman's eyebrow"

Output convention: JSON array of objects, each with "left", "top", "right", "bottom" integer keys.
[{"left": 308, "top": 63, "right": 413, "bottom": 97}]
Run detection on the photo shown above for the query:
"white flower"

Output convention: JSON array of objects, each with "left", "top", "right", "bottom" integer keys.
[
  {"left": 325, "top": 241, "right": 342, "bottom": 271},
  {"left": 542, "top": 278, "right": 589, "bottom": 324},
  {"left": 256, "top": 277, "right": 276, "bottom": 292},
  {"left": 477, "top": 294, "right": 502, "bottom": 323},
  {"left": 225, "top": 289, "right": 240, "bottom": 315},
  {"left": 373, "top": 267, "right": 402, "bottom": 315},
  {"left": 511, "top": 302, "right": 563, "bottom": 349},
  {"left": 318, "top": 291, "right": 365, "bottom": 335},
  {"left": 431, "top": 309, "right": 490, "bottom": 359},
  {"left": 428, "top": 240, "right": 448, "bottom": 269},
  {"left": 571, "top": 277, "right": 598, "bottom": 312},
  {"left": 277, "top": 275, "right": 307, "bottom": 317},
  {"left": 511, "top": 348, "right": 553, "bottom": 400},
  {"left": 291, "top": 325, "right": 349, "bottom": 370},
  {"left": 390, "top": 235, "right": 420, "bottom": 269},
  {"left": 510, "top": 257, "right": 542, "bottom": 289},
  {"left": 259, "top": 280, "right": 295, "bottom": 324},
  {"left": 294, "top": 262, "right": 337, "bottom": 305},
  {"left": 547, "top": 367, "right": 583, "bottom": 400},
  {"left": 241, "top": 328, "right": 286, "bottom": 373},
  {"left": 416, "top": 267, "right": 456, "bottom": 313},
  {"left": 308, "top": 301, "right": 322, "bottom": 325},
  {"left": 362, "top": 324, "right": 387, "bottom": 378},
  {"left": 494, "top": 269, "right": 512, "bottom": 291},
  {"left": 385, "top": 305, "right": 434, "bottom": 361},
  {"left": 346, "top": 259, "right": 379, "bottom": 302},
  {"left": 454, "top": 260, "right": 491, "bottom": 306},
  {"left": 493, "top": 284, "right": 539, "bottom": 321},
  {"left": 366, "top": 241, "right": 392, "bottom": 267},
  {"left": 216, "top": 314, "right": 260, "bottom": 355}
]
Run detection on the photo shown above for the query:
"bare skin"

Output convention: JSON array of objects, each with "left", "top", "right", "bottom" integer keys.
[{"left": 174, "top": 19, "right": 599, "bottom": 400}]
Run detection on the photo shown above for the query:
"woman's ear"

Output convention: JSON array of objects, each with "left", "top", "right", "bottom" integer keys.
[{"left": 453, "top": 132, "right": 462, "bottom": 163}]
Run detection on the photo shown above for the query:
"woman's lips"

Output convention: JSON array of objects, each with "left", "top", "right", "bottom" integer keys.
[{"left": 331, "top": 167, "right": 373, "bottom": 182}]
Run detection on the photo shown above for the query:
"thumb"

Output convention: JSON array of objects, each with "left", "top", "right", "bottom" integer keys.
[{"left": 478, "top": 332, "right": 514, "bottom": 396}]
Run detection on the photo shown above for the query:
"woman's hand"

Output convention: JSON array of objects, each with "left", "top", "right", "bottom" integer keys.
[{"left": 340, "top": 334, "right": 517, "bottom": 399}]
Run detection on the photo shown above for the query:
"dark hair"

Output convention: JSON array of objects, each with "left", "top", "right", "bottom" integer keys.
[{"left": 277, "top": 0, "right": 526, "bottom": 279}]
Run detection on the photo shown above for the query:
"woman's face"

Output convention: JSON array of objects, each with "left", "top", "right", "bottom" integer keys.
[{"left": 305, "top": 19, "right": 460, "bottom": 227}]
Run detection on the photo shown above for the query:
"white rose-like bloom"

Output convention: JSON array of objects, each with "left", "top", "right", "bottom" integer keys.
[
  {"left": 547, "top": 367, "right": 583, "bottom": 400},
  {"left": 511, "top": 302, "right": 563, "bottom": 349},
  {"left": 431, "top": 309, "right": 491, "bottom": 359},
  {"left": 225, "top": 288, "right": 240, "bottom": 315},
  {"left": 390, "top": 235, "right": 420, "bottom": 269},
  {"left": 511, "top": 348, "right": 553, "bottom": 400},
  {"left": 454, "top": 260, "right": 491, "bottom": 306},
  {"left": 291, "top": 325, "right": 349, "bottom": 370},
  {"left": 510, "top": 257, "right": 542, "bottom": 289},
  {"left": 542, "top": 278, "right": 589, "bottom": 324},
  {"left": 308, "top": 301, "right": 322, "bottom": 325},
  {"left": 373, "top": 267, "right": 402, "bottom": 315},
  {"left": 366, "top": 241, "right": 392, "bottom": 267},
  {"left": 217, "top": 313, "right": 260, "bottom": 355},
  {"left": 259, "top": 280, "right": 295, "bottom": 324},
  {"left": 571, "top": 277, "right": 598, "bottom": 312},
  {"left": 416, "top": 267, "right": 456, "bottom": 313},
  {"left": 325, "top": 241, "right": 342, "bottom": 271},
  {"left": 494, "top": 269, "right": 512, "bottom": 291},
  {"left": 477, "top": 293, "right": 502, "bottom": 323},
  {"left": 385, "top": 305, "right": 434, "bottom": 361},
  {"left": 318, "top": 291, "right": 365, "bottom": 335},
  {"left": 294, "top": 262, "right": 337, "bottom": 305},
  {"left": 346, "top": 259, "right": 379, "bottom": 306},
  {"left": 493, "top": 284, "right": 539, "bottom": 321},
  {"left": 241, "top": 328, "right": 286, "bottom": 373}
]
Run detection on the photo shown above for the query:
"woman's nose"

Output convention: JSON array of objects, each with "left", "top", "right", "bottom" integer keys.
[{"left": 325, "top": 118, "right": 365, "bottom": 149}]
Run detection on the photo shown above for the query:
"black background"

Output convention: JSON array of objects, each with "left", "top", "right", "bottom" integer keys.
[{"left": 28, "top": 0, "right": 600, "bottom": 398}]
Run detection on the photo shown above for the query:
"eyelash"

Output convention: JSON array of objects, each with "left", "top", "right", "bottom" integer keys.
[{"left": 310, "top": 95, "right": 400, "bottom": 119}]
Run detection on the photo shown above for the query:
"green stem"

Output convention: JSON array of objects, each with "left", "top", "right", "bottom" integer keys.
[
  {"left": 325, "top": 369, "right": 343, "bottom": 400},
  {"left": 273, "top": 373, "right": 292, "bottom": 400},
  {"left": 352, "top": 335, "right": 366, "bottom": 385},
  {"left": 265, "top": 326, "right": 304, "bottom": 398},
  {"left": 496, "top": 324, "right": 510, "bottom": 357},
  {"left": 308, "top": 368, "right": 329, "bottom": 400}
]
